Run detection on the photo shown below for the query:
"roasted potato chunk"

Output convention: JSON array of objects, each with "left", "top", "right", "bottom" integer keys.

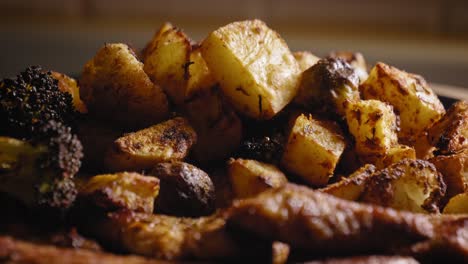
[
  {"left": 430, "top": 149, "right": 468, "bottom": 198},
  {"left": 443, "top": 192, "right": 468, "bottom": 214},
  {"left": 320, "top": 164, "right": 377, "bottom": 201},
  {"left": 185, "top": 86, "right": 242, "bottom": 163},
  {"left": 361, "top": 159, "right": 445, "bottom": 213},
  {"left": 228, "top": 158, "right": 288, "bottom": 199},
  {"left": 360, "top": 62, "right": 445, "bottom": 143},
  {"left": 105, "top": 117, "right": 197, "bottom": 172},
  {"left": 293, "top": 51, "right": 320, "bottom": 72},
  {"left": 294, "top": 58, "right": 360, "bottom": 116},
  {"left": 185, "top": 47, "right": 217, "bottom": 98},
  {"left": 327, "top": 51, "right": 368, "bottom": 84},
  {"left": 427, "top": 101, "right": 468, "bottom": 155},
  {"left": 281, "top": 114, "right": 346, "bottom": 186},
  {"left": 201, "top": 20, "right": 301, "bottom": 119},
  {"left": 80, "top": 43, "right": 169, "bottom": 128},
  {"left": 346, "top": 100, "right": 398, "bottom": 156},
  {"left": 150, "top": 161, "right": 215, "bottom": 217},
  {"left": 51, "top": 71, "right": 87, "bottom": 113},
  {"left": 141, "top": 22, "right": 174, "bottom": 61},
  {"left": 78, "top": 172, "right": 160, "bottom": 213},
  {"left": 360, "top": 144, "right": 416, "bottom": 169},
  {"left": 143, "top": 25, "right": 191, "bottom": 105}
]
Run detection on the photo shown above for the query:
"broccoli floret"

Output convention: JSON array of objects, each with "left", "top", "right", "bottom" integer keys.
[
  {"left": 0, "top": 66, "right": 78, "bottom": 139},
  {"left": 0, "top": 120, "right": 83, "bottom": 209}
]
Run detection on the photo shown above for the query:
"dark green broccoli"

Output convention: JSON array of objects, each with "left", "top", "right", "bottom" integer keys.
[
  {"left": 0, "top": 120, "right": 83, "bottom": 209},
  {"left": 0, "top": 66, "right": 78, "bottom": 139}
]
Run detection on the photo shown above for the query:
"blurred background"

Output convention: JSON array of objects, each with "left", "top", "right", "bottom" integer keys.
[{"left": 0, "top": 0, "right": 467, "bottom": 96}]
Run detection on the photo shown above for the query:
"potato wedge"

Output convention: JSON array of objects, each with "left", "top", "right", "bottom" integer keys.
[
  {"left": 293, "top": 51, "right": 320, "bottom": 72},
  {"left": 281, "top": 114, "right": 346, "bottom": 186},
  {"left": 143, "top": 25, "right": 191, "bottom": 105},
  {"left": 443, "top": 192, "right": 468, "bottom": 214},
  {"left": 201, "top": 20, "right": 301, "bottom": 119},
  {"left": 346, "top": 99, "right": 398, "bottom": 156},
  {"left": 51, "top": 71, "right": 87, "bottom": 113},
  {"left": 361, "top": 159, "right": 445, "bottom": 213},
  {"left": 150, "top": 161, "right": 215, "bottom": 217},
  {"left": 105, "top": 117, "right": 197, "bottom": 172},
  {"left": 427, "top": 100, "right": 468, "bottom": 155},
  {"left": 80, "top": 43, "right": 169, "bottom": 128},
  {"left": 320, "top": 164, "right": 377, "bottom": 201},
  {"left": 228, "top": 158, "right": 288, "bottom": 199},
  {"left": 78, "top": 172, "right": 160, "bottom": 213},
  {"left": 360, "top": 62, "right": 445, "bottom": 143},
  {"left": 430, "top": 149, "right": 468, "bottom": 198}
]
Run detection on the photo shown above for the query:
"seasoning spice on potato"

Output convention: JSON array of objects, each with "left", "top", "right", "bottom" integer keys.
[
  {"left": 150, "top": 161, "right": 215, "bottom": 217},
  {"left": 105, "top": 117, "right": 197, "bottom": 172}
]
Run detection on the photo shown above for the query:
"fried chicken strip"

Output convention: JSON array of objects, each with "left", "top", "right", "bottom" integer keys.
[
  {"left": 0, "top": 236, "right": 171, "bottom": 264},
  {"left": 228, "top": 184, "right": 468, "bottom": 261},
  {"left": 79, "top": 210, "right": 272, "bottom": 261}
]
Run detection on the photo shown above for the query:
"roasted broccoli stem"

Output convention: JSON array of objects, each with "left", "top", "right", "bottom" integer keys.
[
  {"left": 295, "top": 58, "right": 360, "bottom": 116},
  {"left": 0, "top": 121, "right": 83, "bottom": 209},
  {"left": 0, "top": 66, "right": 78, "bottom": 139}
]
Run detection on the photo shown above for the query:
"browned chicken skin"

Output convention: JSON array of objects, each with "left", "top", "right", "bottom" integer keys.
[{"left": 228, "top": 184, "right": 468, "bottom": 261}]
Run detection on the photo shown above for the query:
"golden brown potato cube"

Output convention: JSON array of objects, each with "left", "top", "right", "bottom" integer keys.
[
  {"left": 360, "top": 62, "right": 445, "bottom": 142},
  {"left": 281, "top": 114, "right": 346, "bottom": 186},
  {"left": 185, "top": 87, "right": 243, "bottom": 163},
  {"left": 150, "top": 161, "right": 215, "bottom": 217},
  {"left": 51, "top": 71, "right": 87, "bottom": 113},
  {"left": 443, "top": 192, "right": 468, "bottom": 214},
  {"left": 327, "top": 51, "right": 368, "bottom": 83},
  {"left": 320, "top": 164, "right": 376, "bottom": 201},
  {"left": 141, "top": 22, "right": 174, "bottom": 61},
  {"left": 143, "top": 26, "right": 192, "bottom": 105},
  {"left": 228, "top": 158, "right": 288, "bottom": 199},
  {"left": 80, "top": 43, "right": 169, "bottom": 128},
  {"left": 346, "top": 100, "right": 398, "bottom": 155},
  {"left": 360, "top": 144, "right": 416, "bottom": 169},
  {"left": 430, "top": 149, "right": 468, "bottom": 198},
  {"left": 361, "top": 159, "right": 445, "bottom": 213},
  {"left": 105, "top": 117, "right": 197, "bottom": 172},
  {"left": 293, "top": 51, "right": 320, "bottom": 72},
  {"left": 201, "top": 20, "right": 301, "bottom": 119},
  {"left": 185, "top": 46, "right": 217, "bottom": 99},
  {"left": 79, "top": 172, "right": 160, "bottom": 213},
  {"left": 426, "top": 100, "right": 468, "bottom": 155}
]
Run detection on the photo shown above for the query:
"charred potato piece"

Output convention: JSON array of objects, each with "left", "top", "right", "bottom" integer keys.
[
  {"left": 80, "top": 43, "right": 169, "bottom": 128},
  {"left": 185, "top": 47, "right": 217, "bottom": 99},
  {"left": 361, "top": 159, "right": 446, "bottom": 213},
  {"left": 294, "top": 57, "right": 360, "bottom": 116},
  {"left": 78, "top": 172, "right": 160, "bottom": 213},
  {"left": 105, "top": 117, "right": 197, "bottom": 172},
  {"left": 51, "top": 71, "right": 87, "bottom": 113},
  {"left": 293, "top": 51, "right": 320, "bottom": 72},
  {"left": 360, "top": 144, "right": 416, "bottom": 169},
  {"left": 430, "top": 149, "right": 468, "bottom": 198},
  {"left": 346, "top": 100, "right": 398, "bottom": 156},
  {"left": 228, "top": 158, "right": 288, "bottom": 199},
  {"left": 443, "top": 192, "right": 468, "bottom": 214},
  {"left": 143, "top": 25, "right": 191, "bottom": 105},
  {"left": 201, "top": 19, "right": 301, "bottom": 119},
  {"left": 320, "top": 164, "right": 377, "bottom": 201},
  {"left": 150, "top": 161, "right": 215, "bottom": 217},
  {"left": 360, "top": 62, "right": 445, "bottom": 143},
  {"left": 185, "top": 86, "right": 242, "bottom": 163},
  {"left": 281, "top": 114, "right": 346, "bottom": 186},
  {"left": 427, "top": 101, "right": 468, "bottom": 155},
  {"left": 327, "top": 51, "right": 368, "bottom": 84}
]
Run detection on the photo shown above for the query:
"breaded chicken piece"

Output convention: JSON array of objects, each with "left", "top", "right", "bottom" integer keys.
[{"left": 229, "top": 184, "right": 468, "bottom": 261}]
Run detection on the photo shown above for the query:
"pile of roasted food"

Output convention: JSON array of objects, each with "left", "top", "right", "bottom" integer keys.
[{"left": 0, "top": 19, "right": 467, "bottom": 264}]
